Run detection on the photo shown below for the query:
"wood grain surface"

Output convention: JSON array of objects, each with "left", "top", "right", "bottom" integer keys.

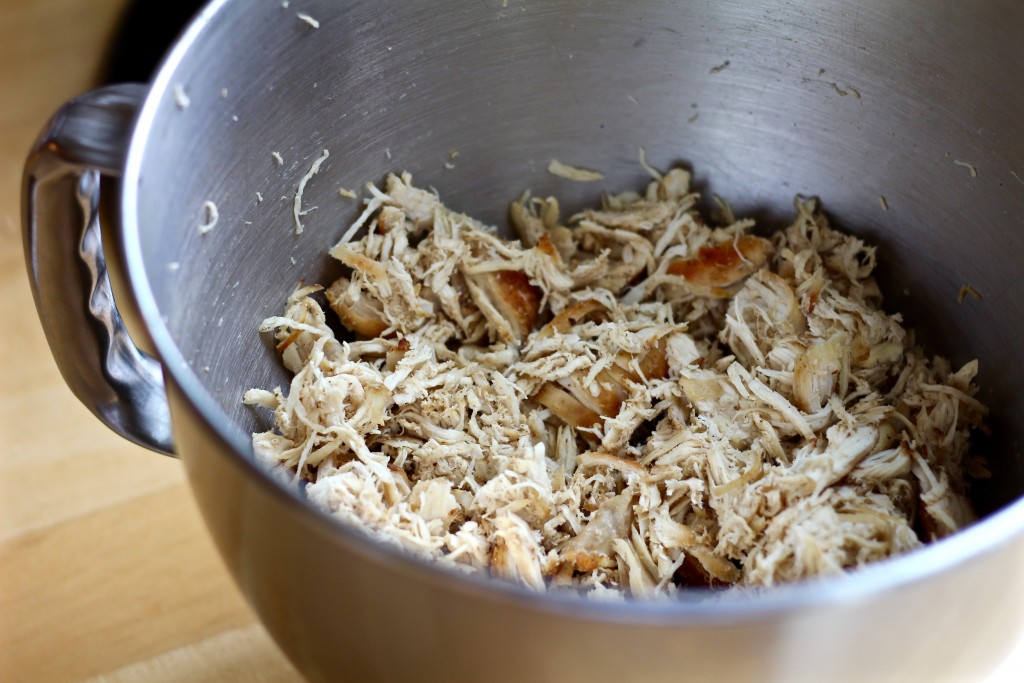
[{"left": 0, "top": 1, "right": 1022, "bottom": 682}]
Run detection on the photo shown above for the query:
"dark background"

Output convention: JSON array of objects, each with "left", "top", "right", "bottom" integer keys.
[{"left": 104, "top": 1, "right": 205, "bottom": 83}]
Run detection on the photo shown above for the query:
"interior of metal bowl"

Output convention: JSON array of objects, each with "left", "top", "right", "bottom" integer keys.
[{"left": 124, "top": 0, "right": 1023, "bottom": 554}]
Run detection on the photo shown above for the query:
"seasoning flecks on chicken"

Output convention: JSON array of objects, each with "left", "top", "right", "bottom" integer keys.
[{"left": 246, "top": 161, "right": 987, "bottom": 596}]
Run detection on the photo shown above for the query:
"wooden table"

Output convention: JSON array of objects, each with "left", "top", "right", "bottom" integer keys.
[{"left": 1, "top": 1, "right": 1022, "bottom": 681}]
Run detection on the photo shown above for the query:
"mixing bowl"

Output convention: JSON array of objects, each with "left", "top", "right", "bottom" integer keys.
[{"left": 22, "top": 0, "right": 1024, "bottom": 680}]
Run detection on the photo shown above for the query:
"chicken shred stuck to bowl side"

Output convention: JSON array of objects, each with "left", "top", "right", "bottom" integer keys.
[{"left": 243, "top": 164, "right": 988, "bottom": 596}]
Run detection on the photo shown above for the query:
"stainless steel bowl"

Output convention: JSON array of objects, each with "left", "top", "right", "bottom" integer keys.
[{"left": 23, "top": 1, "right": 1024, "bottom": 681}]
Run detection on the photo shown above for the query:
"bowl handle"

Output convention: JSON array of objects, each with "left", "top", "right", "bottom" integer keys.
[{"left": 22, "top": 84, "right": 175, "bottom": 456}]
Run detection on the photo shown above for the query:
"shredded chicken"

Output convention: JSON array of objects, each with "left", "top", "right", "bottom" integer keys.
[
  {"left": 245, "top": 162, "right": 988, "bottom": 597},
  {"left": 548, "top": 159, "right": 605, "bottom": 182},
  {"left": 198, "top": 200, "right": 219, "bottom": 235}
]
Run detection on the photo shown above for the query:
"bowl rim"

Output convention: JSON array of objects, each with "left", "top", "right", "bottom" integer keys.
[{"left": 120, "top": 0, "right": 1024, "bottom": 625}]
